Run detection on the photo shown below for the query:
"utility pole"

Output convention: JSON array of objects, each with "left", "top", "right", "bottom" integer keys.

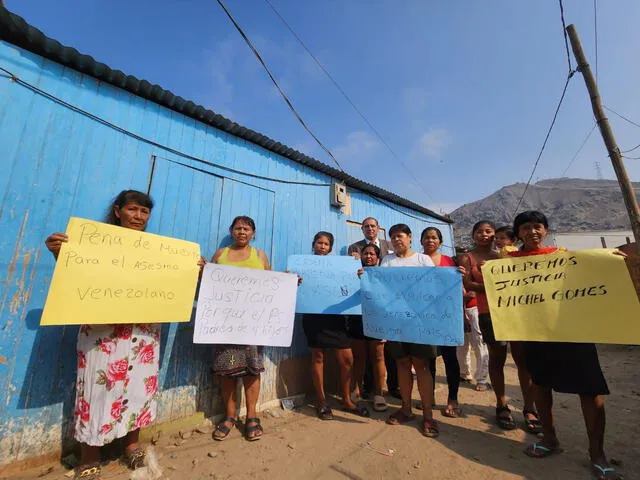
[{"left": 567, "top": 24, "right": 640, "bottom": 255}]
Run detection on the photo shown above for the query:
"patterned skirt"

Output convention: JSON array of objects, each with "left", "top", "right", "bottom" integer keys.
[
  {"left": 74, "top": 323, "right": 160, "bottom": 447},
  {"left": 212, "top": 345, "right": 264, "bottom": 377}
]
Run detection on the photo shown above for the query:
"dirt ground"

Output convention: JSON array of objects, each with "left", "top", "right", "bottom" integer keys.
[{"left": 5, "top": 345, "right": 638, "bottom": 480}]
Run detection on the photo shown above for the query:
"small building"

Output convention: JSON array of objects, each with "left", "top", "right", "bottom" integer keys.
[
  {"left": 0, "top": 8, "right": 453, "bottom": 468},
  {"left": 548, "top": 230, "right": 634, "bottom": 250}
]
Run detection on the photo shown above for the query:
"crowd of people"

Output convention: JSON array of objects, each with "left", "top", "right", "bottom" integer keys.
[{"left": 43, "top": 190, "right": 621, "bottom": 480}]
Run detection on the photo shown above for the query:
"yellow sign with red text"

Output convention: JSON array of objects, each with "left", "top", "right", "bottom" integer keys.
[
  {"left": 483, "top": 249, "right": 640, "bottom": 344},
  {"left": 41, "top": 217, "right": 200, "bottom": 325}
]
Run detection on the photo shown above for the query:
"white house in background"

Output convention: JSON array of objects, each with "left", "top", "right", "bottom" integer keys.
[{"left": 548, "top": 231, "right": 634, "bottom": 250}]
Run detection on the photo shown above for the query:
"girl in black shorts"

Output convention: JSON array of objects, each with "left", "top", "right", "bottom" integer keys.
[
  {"left": 460, "top": 220, "right": 541, "bottom": 434},
  {"left": 511, "top": 211, "right": 618, "bottom": 480},
  {"left": 302, "top": 231, "right": 369, "bottom": 420}
]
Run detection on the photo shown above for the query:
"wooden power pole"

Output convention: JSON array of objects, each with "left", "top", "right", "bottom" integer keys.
[{"left": 567, "top": 24, "right": 640, "bottom": 255}]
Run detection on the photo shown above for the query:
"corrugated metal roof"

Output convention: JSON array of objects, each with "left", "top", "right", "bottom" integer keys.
[{"left": 0, "top": 6, "right": 452, "bottom": 223}]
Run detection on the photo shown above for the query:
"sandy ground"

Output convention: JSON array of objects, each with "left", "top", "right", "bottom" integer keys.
[{"left": 4, "top": 345, "right": 638, "bottom": 480}]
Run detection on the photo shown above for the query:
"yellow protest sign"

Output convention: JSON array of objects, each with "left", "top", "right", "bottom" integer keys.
[
  {"left": 484, "top": 249, "right": 640, "bottom": 344},
  {"left": 41, "top": 217, "right": 201, "bottom": 325}
]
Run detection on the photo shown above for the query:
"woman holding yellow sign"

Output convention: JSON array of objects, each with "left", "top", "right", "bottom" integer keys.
[
  {"left": 210, "top": 216, "right": 271, "bottom": 442},
  {"left": 45, "top": 190, "right": 168, "bottom": 480},
  {"left": 510, "top": 211, "right": 618, "bottom": 480}
]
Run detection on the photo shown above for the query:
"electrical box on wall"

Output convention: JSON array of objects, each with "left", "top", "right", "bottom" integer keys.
[{"left": 330, "top": 182, "right": 348, "bottom": 207}]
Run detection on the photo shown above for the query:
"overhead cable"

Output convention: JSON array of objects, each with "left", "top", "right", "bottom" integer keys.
[
  {"left": 593, "top": 0, "right": 599, "bottom": 80},
  {"left": 559, "top": 0, "right": 573, "bottom": 71},
  {"left": 561, "top": 123, "right": 596, "bottom": 176},
  {"left": 0, "top": 65, "right": 451, "bottom": 224},
  {"left": 215, "top": 0, "right": 344, "bottom": 171},
  {"left": 511, "top": 0, "right": 576, "bottom": 218},
  {"left": 263, "top": 0, "right": 438, "bottom": 205},
  {"left": 512, "top": 74, "right": 574, "bottom": 217},
  {"left": 604, "top": 105, "right": 640, "bottom": 129}
]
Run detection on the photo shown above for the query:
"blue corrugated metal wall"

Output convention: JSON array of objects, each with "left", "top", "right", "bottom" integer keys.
[{"left": 0, "top": 40, "right": 455, "bottom": 465}]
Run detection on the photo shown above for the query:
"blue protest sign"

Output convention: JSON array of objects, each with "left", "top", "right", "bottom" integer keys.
[
  {"left": 361, "top": 267, "right": 464, "bottom": 346},
  {"left": 287, "top": 255, "right": 362, "bottom": 314}
]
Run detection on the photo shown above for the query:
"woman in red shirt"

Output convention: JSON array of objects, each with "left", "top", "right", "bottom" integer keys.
[
  {"left": 421, "top": 227, "right": 463, "bottom": 418},
  {"left": 511, "top": 211, "right": 617, "bottom": 480}
]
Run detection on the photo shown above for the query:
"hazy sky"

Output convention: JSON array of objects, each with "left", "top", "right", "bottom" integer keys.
[{"left": 7, "top": 0, "right": 640, "bottom": 213}]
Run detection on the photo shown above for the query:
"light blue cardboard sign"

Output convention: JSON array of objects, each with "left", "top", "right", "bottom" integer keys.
[
  {"left": 361, "top": 267, "right": 464, "bottom": 346},
  {"left": 287, "top": 255, "right": 362, "bottom": 314}
]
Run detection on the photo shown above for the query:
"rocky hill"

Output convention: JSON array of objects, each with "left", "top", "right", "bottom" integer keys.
[{"left": 450, "top": 178, "right": 640, "bottom": 246}]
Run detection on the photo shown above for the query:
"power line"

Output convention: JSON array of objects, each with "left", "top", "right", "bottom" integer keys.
[
  {"left": 262, "top": 0, "right": 439, "bottom": 205},
  {"left": 512, "top": 0, "right": 575, "bottom": 217},
  {"left": 604, "top": 105, "right": 640, "bottom": 129},
  {"left": 214, "top": 0, "right": 344, "bottom": 171},
  {"left": 561, "top": 123, "right": 596, "bottom": 176},
  {"left": 512, "top": 73, "right": 573, "bottom": 217},
  {"left": 621, "top": 142, "right": 640, "bottom": 153},
  {"left": 0, "top": 64, "right": 454, "bottom": 225},
  {"left": 559, "top": 0, "right": 573, "bottom": 71},
  {"left": 593, "top": 0, "right": 599, "bottom": 80}
]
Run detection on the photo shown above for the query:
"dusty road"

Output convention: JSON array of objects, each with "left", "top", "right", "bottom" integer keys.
[{"left": 5, "top": 345, "right": 638, "bottom": 480}]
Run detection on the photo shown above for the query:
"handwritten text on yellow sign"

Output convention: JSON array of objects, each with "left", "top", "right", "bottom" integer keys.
[
  {"left": 41, "top": 217, "right": 200, "bottom": 325},
  {"left": 483, "top": 249, "right": 640, "bottom": 344}
]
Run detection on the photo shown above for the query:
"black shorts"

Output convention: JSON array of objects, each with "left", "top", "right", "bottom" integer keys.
[
  {"left": 345, "top": 315, "right": 381, "bottom": 341},
  {"left": 386, "top": 341, "right": 439, "bottom": 361},
  {"left": 524, "top": 342, "right": 609, "bottom": 396},
  {"left": 478, "top": 313, "right": 506, "bottom": 346},
  {"left": 345, "top": 315, "right": 366, "bottom": 340},
  {"left": 302, "top": 314, "right": 350, "bottom": 349}
]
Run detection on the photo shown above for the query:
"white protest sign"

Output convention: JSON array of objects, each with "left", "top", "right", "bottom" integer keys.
[{"left": 193, "top": 263, "right": 298, "bottom": 346}]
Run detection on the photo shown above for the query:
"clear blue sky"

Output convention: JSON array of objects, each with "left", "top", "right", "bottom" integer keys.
[{"left": 7, "top": 0, "right": 640, "bottom": 213}]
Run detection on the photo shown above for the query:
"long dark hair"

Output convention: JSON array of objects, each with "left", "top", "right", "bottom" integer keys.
[{"left": 105, "top": 190, "right": 154, "bottom": 226}]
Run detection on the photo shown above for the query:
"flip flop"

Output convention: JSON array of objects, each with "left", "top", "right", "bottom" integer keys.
[
  {"left": 123, "top": 446, "right": 146, "bottom": 469},
  {"left": 475, "top": 382, "right": 491, "bottom": 392},
  {"left": 592, "top": 463, "right": 622, "bottom": 480},
  {"left": 213, "top": 416, "right": 238, "bottom": 441},
  {"left": 386, "top": 409, "right": 416, "bottom": 425},
  {"left": 343, "top": 404, "right": 371, "bottom": 417},
  {"left": 496, "top": 405, "right": 517, "bottom": 430},
  {"left": 244, "top": 417, "right": 263, "bottom": 441},
  {"left": 442, "top": 406, "right": 462, "bottom": 418},
  {"left": 317, "top": 406, "right": 334, "bottom": 421},
  {"left": 421, "top": 418, "right": 440, "bottom": 438},
  {"left": 524, "top": 442, "right": 562, "bottom": 458},
  {"left": 523, "top": 409, "right": 544, "bottom": 434},
  {"left": 373, "top": 395, "right": 389, "bottom": 412},
  {"left": 73, "top": 465, "right": 103, "bottom": 480}
]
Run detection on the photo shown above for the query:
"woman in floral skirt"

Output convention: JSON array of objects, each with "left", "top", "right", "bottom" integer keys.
[{"left": 45, "top": 190, "right": 203, "bottom": 480}]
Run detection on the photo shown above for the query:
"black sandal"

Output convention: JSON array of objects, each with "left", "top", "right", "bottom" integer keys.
[
  {"left": 74, "top": 464, "right": 103, "bottom": 480},
  {"left": 317, "top": 405, "right": 334, "bottom": 420},
  {"left": 245, "top": 417, "right": 263, "bottom": 441},
  {"left": 523, "top": 409, "right": 544, "bottom": 434},
  {"left": 123, "top": 447, "right": 146, "bottom": 470},
  {"left": 213, "top": 416, "right": 238, "bottom": 441},
  {"left": 343, "top": 404, "right": 371, "bottom": 417},
  {"left": 496, "top": 405, "right": 517, "bottom": 430}
]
